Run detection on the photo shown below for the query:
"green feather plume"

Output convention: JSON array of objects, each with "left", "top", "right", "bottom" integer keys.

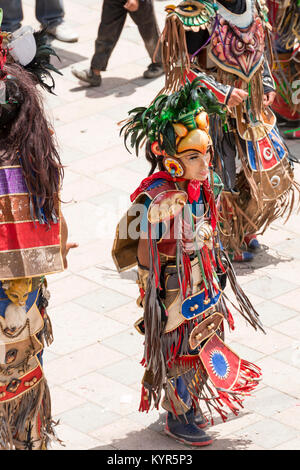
[
  {"left": 120, "top": 77, "right": 226, "bottom": 156},
  {"left": 25, "top": 28, "right": 62, "bottom": 94}
]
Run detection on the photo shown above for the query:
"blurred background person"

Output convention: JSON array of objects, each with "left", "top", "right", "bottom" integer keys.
[
  {"left": 72, "top": 0, "right": 163, "bottom": 87},
  {"left": 0, "top": 0, "right": 78, "bottom": 42}
]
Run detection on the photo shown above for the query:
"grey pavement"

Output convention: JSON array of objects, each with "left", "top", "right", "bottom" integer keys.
[{"left": 21, "top": 0, "right": 300, "bottom": 450}]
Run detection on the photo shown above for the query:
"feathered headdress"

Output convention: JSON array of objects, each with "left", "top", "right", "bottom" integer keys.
[
  {"left": 120, "top": 77, "right": 226, "bottom": 156},
  {"left": 2, "top": 26, "right": 62, "bottom": 94},
  {"left": 11, "top": 28, "right": 62, "bottom": 94}
]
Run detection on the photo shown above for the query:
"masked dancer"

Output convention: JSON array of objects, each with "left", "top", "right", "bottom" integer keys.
[
  {"left": 157, "top": 0, "right": 299, "bottom": 261},
  {"left": 112, "top": 79, "right": 264, "bottom": 447},
  {"left": 0, "top": 20, "right": 76, "bottom": 450}
]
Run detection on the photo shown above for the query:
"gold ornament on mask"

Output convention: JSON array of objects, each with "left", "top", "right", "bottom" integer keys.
[{"left": 172, "top": 109, "right": 212, "bottom": 156}]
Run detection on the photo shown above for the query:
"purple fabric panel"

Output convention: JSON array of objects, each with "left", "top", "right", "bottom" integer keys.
[{"left": 0, "top": 167, "right": 28, "bottom": 196}]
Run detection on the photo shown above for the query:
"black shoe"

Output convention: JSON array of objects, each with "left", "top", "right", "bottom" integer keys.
[
  {"left": 165, "top": 410, "right": 213, "bottom": 447},
  {"left": 71, "top": 67, "right": 102, "bottom": 87},
  {"left": 143, "top": 62, "right": 164, "bottom": 79}
]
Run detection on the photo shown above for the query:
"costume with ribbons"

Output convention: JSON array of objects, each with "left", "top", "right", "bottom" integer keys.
[
  {"left": 112, "top": 81, "right": 264, "bottom": 430},
  {"left": 158, "top": 0, "right": 299, "bottom": 257},
  {"left": 267, "top": 1, "right": 300, "bottom": 139},
  {"left": 0, "top": 17, "right": 64, "bottom": 450}
]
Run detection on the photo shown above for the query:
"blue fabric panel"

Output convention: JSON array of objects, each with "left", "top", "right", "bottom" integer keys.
[{"left": 182, "top": 290, "right": 221, "bottom": 319}]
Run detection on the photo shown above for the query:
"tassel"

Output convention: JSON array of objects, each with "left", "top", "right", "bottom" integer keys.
[
  {"left": 0, "top": 378, "right": 61, "bottom": 450},
  {"left": 139, "top": 386, "right": 150, "bottom": 413},
  {"left": 226, "top": 306, "right": 235, "bottom": 331},
  {"left": 222, "top": 250, "right": 265, "bottom": 333},
  {"left": 215, "top": 359, "right": 262, "bottom": 415},
  {"left": 217, "top": 390, "right": 242, "bottom": 416}
]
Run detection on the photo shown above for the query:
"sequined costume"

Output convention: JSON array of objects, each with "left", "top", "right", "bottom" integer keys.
[
  {"left": 158, "top": 0, "right": 299, "bottom": 259},
  {"left": 112, "top": 80, "right": 264, "bottom": 446}
]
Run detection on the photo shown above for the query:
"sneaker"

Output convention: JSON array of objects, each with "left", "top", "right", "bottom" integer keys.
[
  {"left": 244, "top": 234, "right": 261, "bottom": 251},
  {"left": 71, "top": 67, "right": 102, "bottom": 87},
  {"left": 165, "top": 410, "right": 213, "bottom": 447},
  {"left": 143, "top": 62, "right": 164, "bottom": 79},
  {"left": 47, "top": 22, "right": 78, "bottom": 43}
]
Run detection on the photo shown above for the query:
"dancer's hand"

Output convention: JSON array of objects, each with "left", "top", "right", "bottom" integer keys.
[
  {"left": 61, "top": 215, "right": 79, "bottom": 269},
  {"left": 63, "top": 242, "right": 78, "bottom": 269},
  {"left": 227, "top": 88, "right": 248, "bottom": 107},
  {"left": 263, "top": 91, "right": 276, "bottom": 107},
  {"left": 124, "top": 0, "right": 139, "bottom": 12}
]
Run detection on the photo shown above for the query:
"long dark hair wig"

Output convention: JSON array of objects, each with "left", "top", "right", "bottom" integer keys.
[
  {"left": 0, "top": 63, "right": 63, "bottom": 221},
  {"left": 145, "top": 141, "right": 164, "bottom": 176}
]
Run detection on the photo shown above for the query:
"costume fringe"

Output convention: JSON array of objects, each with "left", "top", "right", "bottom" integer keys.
[
  {"left": 157, "top": 14, "right": 190, "bottom": 93},
  {"left": 142, "top": 228, "right": 167, "bottom": 408},
  {"left": 220, "top": 173, "right": 300, "bottom": 252},
  {"left": 217, "top": 359, "right": 262, "bottom": 414},
  {"left": 38, "top": 308, "right": 54, "bottom": 348},
  {"left": 221, "top": 250, "right": 265, "bottom": 333},
  {"left": 271, "top": 1, "right": 300, "bottom": 49},
  {"left": 0, "top": 411, "right": 14, "bottom": 449},
  {"left": 217, "top": 67, "right": 264, "bottom": 119},
  {"left": 219, "top": 118, "right": 300, "bottom": 252},
  {"left": 188, "top": 354, "right": 261, "bottom": 423},
  {"left": 0, "top": 378, "right": 61, "bottom": 450}
]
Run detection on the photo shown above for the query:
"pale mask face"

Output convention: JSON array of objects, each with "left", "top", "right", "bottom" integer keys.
[{"left": 3, "top": 278, "right": 32, "bottom": 306}]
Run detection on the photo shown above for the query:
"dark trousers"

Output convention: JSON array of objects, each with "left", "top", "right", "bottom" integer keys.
[
  {"left": 91, "top": 0, "right": 161, "bottom": 71},
  {"left": 0, "top": 0, "right": 64, "bottom": 32}
]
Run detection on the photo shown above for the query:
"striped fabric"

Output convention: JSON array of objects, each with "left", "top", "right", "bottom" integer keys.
[{"left": 0, "top": 165, "right": 64, "bottom": 280}]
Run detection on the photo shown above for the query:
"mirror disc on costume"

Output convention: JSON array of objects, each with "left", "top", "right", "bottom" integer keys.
[{"left": 209, "top": 350, "right": 230, "bottom": 379}]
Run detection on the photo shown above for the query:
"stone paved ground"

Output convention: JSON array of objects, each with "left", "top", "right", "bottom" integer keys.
[{"left": 20, "top": 0, "right": 300, "bottom": 450}]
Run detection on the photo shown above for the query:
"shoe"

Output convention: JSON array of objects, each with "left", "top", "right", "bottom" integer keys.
[
  {"left": 244, "top": 234, "right": 261, "bottom": 251},
  {"left": 143, "top": 62, "right": 164, "bottom": 79},
  {"left": 193, "top": 411, "right": 209, "bottom": 429},
  {"left": 47, "top": 22, "right": 78, "bottom": 43},
  {"left": 230, "top": 251, "right": 254, "bottom": 262},
  {"left": 71, "top": 68, "right": 102, "bottom": 87},
  {"left": 165, "top": 410, "right": 213, "bottom": 447}
]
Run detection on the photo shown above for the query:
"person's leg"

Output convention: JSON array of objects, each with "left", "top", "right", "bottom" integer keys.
[
  {"left": 129, "top": 0, "right": 161, "bottom": 63},
  {"left": 91, "top": 0, "right": 127, "bottom": 71},
  {"left": 72, "top": 0, "right": 127, "bottom": 86},
  {"left": 163, "top": 376, "right": 213, "bottom": 447},
  {"left": 36, "top": 0, "right": 64, "bottom": 27},
  {"left": 0, "top": 0, "right": 23, "bottom": 32},
  {"left": 129, "top": 0, "right": 163, "bottom": 78},
  {"left": 36, "top": 0, "right": 78, "bottom": 43}
]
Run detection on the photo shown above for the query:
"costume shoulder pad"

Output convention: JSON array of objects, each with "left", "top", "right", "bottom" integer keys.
[{"left": 148, "top": 190, "right": 188, "bottom": 224}]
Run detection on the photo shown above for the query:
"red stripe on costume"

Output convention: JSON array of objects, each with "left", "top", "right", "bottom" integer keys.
[
  {"left": 0, "top": 221, "right": 60, "bottom": 251},
  {"left": 184, "top": 70, "right": 227, "bottom": 104},
  {"left": 0, "top": 364, "right": 43, "bottom": 402}
]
